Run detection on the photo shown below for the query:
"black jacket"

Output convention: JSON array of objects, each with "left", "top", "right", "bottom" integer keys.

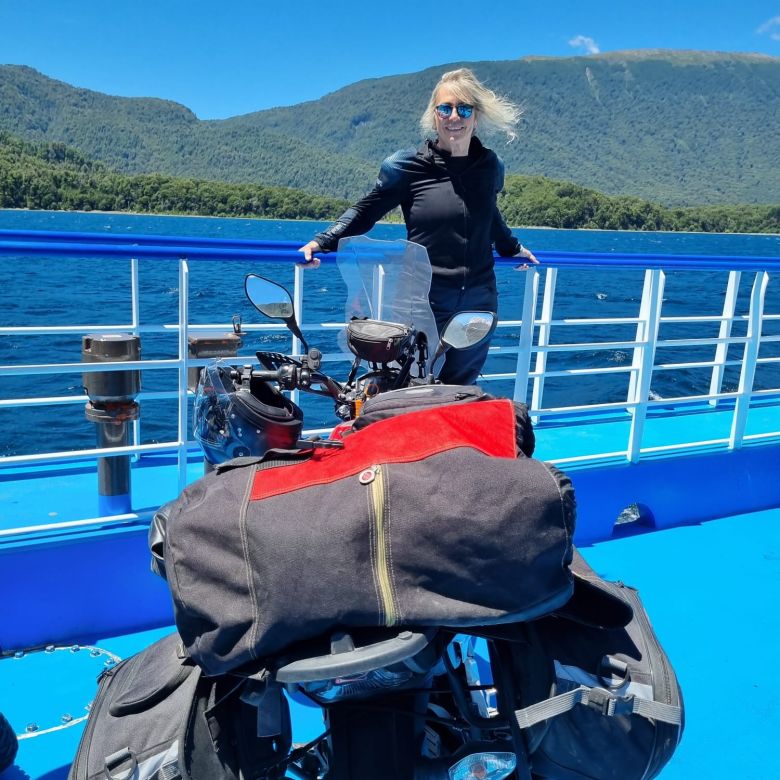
[{"left": 314, "top": 137, "right": 521, "bottom": 286}]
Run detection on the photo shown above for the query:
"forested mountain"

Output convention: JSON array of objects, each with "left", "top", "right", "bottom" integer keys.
[
  {"left": 227, "top": 51, "right": 780, "bottom": 206},
  {"left": 3, "top": 52, "right": 779, "bottom": 207},
  {"left": 3, "top": 130, "right": 778, "bottom": 233},
  {"left": 0, "top": 131, "right": 349, "bottom": 220},
  {"left": 0, "top": 64, "right": 375, "bottom": 200},
  {"left": 1, "top": 52, "right": 778, "bottom": 206}
]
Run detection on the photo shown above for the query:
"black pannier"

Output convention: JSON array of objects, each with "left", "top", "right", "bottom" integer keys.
[
  {"left": 68, "top": 632, "right": 291, "bottom": 780},
  {"left": 508, "top": 550, "right": 684, "bottom": 780},
  {"left": 353, "top": 384, "right": 536, "bottom": 457}
]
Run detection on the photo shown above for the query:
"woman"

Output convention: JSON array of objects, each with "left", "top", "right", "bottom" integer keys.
[{"left": 299, "top": 68, "right": 537, "bottom": 385}]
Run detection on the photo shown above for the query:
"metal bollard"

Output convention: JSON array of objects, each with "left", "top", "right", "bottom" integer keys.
[{"left": 82, "top": 334, "right": 141, "bottom": 516}]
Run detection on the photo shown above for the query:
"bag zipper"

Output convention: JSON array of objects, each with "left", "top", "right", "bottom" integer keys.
[
  {"left": 242, "top": 463, "right": 263, "bottom": 661},
  {"left": 619, "top": 585, "right": 682, "bottom": 779},
  {"left": 69, "top": 662, "right": 122, "bottom": 779},
  {"left": 365, "top": 464, "right": 397, "bottom": 626}
]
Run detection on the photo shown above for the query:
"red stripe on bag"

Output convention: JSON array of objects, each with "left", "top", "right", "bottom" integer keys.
[{"left": 251, "top": 399, "right": 517, "bottom": 500}]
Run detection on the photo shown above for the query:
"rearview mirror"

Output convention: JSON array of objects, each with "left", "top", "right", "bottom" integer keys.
[
  {"left": 244, "top": 274, "right": 308, "bottom": 352},
  {"left": 440, "top": 311, "right": 497, "bottom": 351},
  {"left": 430, "top": 311, "right": 497, "bottom": 376},
  {"left": 245, "top": 275, "right": 295, "bottom": 319}
]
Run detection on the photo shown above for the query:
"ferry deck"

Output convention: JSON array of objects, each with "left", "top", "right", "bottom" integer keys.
[{"left": 1, "top": 230, "right": 779, "bottom": 779}]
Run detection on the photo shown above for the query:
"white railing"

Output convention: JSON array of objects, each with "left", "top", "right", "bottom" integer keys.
[{"left": 1, "top": 231, "right": 779, "bottom": 535}]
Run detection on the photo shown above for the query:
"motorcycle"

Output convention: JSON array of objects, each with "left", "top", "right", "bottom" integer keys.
[
  {"left": 238, "top": 235, "right": 495, "bottom": 423},
  {"left": 191, "top": 236, "right": 498, "bottom": 464},
  {"left": 86, "top": 237, "right": 677, "bottom": 780},
  {"left": 185, "top": 237, "right": 529, "bottom": 779}
]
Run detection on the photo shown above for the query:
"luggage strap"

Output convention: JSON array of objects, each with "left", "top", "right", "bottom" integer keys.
[
  {"left": 514, "top": 685, "right": 683, "bottom": 730},
  {"left": 104, "top": 748, "right": 181, "bottom": 780},
  {"left": 153, "top": 763, "right": 182, "bottom": 780}
]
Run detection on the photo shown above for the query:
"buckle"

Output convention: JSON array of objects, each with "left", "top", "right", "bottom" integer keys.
[
  {"left": 611, "top": 694, "right": 636, "bottom": 716},
  {"left": 585, "top": 687, "right": 613, "bottom": 715},
  {"left": 585, "top": 688, "right": 635, "bottom": 717}
]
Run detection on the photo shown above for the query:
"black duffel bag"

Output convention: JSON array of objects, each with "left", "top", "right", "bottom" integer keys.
[{"left": 161, "top": 397, "right": 576, "bottom": 675}]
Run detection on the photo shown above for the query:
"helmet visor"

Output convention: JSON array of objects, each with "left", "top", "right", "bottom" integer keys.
[{"left": 193, "top": 362, "right": 235, "bottom": 448}]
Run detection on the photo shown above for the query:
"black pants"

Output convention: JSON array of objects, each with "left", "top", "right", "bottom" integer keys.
[{"left": 429, "top": 278, "right": 498, "bottom": 385}]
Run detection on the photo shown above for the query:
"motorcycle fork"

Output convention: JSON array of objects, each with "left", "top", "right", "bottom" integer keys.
[
  {"left": 324, "top": 692, "right": 426, "bottom": 780},
  {"left": 488, "top": 639, "right": 534, "bottom": 780}
]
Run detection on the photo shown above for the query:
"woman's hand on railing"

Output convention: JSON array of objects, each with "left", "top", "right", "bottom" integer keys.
[
  {"left": 298, "top": 241, "right": 322, "bottom": 268},
  {"left": 513, "top": 245, "right": 539, "bottom": 270}
]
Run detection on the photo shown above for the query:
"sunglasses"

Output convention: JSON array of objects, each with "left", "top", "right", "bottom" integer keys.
[{"left": 434, "top": 103, "right": 474, "bottom": 119}]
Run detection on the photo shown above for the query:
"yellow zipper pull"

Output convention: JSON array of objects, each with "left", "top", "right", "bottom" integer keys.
[{"left": 363, "top": 464, "right": 396, "bottom": 627}]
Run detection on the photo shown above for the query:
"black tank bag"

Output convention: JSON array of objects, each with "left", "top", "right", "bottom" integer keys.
[
  {"left": 68, "top": 632, "right": 291, "bottom": 780},
  {"left": 346, "top": 318, "right": 414, "bottom": 362},
  {"left": 508, "top": 550, "right": 684, "bottom": 780}
]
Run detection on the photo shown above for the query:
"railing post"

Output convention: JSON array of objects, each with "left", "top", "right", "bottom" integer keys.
[
  {"left": 178, "top": 259, "right": 190, "bottom": 494},
  {"left": 627, "top": 269, "right": 665, "bottom": 462},
  {"left": 531, "top": 268, "right": 557, "bottom": 413},
  {"left": 729, "top": 271, "right": 768, "bottom": 449},
  {"left": 372, "top": 264, "right": 386, "bottom": 320},
  {"left": 130, "top": 257, "right": 141, "bottom": 459},
  {"left": 513, "top": 267, "right": 540, "bottom": 407},
  {"left": 709, "top": 270, "right": 741, "bottom": 405},
  {"left": 292, "top": 263, "right": 306, "bottom": 408},
  {"left": 293, "top": 263, "right": 305, "bottom": 358}
]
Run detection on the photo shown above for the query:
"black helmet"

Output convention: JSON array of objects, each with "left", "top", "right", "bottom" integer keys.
[{"left": 193, "top": 361, "right": 303, "bottom": 465}]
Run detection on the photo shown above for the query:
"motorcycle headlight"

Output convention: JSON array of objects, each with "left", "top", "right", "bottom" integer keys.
[{"left": 448, "top": 752, "right": 516, "bottom": 780}]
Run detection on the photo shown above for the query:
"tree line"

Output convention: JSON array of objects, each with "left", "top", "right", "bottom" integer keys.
[
  {"left": 498, "top": 176, "right": 780, "bottom": 234},
  {"left": 1, "top": 131, "right": 777, "bottom": 233},
  {"left": 0, "top": 132, "right": 350, "bottom": 220}
]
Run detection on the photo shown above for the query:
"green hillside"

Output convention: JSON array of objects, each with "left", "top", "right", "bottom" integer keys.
[
  {"left": 231, "top": 51, "right": 780, "bottom": 206},
  {"left": 0, "top": 131, "right": 349, "bottom": 219},
  {"left": 1, "top": 52, "right": 778, "bottom": 206},
  {"left": 0, "top": 65, "right": 376, "bottom": 199},
  {"left": 2, "top": 131, "right": 777, "bottom": 233}
]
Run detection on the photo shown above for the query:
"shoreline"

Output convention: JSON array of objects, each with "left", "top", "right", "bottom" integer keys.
[{"left": 0, "top": 207, "right": 778, "bottom": 239}]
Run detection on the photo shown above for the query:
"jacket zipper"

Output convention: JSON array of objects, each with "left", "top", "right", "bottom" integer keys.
[
  {"left": 460, "top": 174, "right": 468, "bottom": 286},
  {"left": 367, "top": 464, "right": 397, "bottom": 626}
]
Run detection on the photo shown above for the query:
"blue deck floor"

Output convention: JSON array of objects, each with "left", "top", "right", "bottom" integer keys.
[{"left": 3, "top": 506, "right": 779, "bottom": 779}]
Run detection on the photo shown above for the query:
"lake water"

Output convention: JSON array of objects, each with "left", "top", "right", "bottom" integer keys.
[{"left": 1, "top": 210, "right": 779, "bottom": 456}]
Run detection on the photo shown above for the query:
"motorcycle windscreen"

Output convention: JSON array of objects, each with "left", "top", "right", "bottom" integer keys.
[{"left": 336, "top": 236, "right": 438, "bottom": 355}]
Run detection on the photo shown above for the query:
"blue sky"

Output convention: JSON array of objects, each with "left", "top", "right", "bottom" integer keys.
[{"left": 1, "top": 1, "right": 778, "bottom": 119}]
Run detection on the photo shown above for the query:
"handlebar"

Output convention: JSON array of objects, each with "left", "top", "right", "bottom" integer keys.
[{"left": 243, "top": 365, "right": 344, "bottom": 401}]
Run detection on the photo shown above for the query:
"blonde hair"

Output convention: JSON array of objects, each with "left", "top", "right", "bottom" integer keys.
[{"left": 420, "top": 68, "right": 522, "bottom": 143}]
